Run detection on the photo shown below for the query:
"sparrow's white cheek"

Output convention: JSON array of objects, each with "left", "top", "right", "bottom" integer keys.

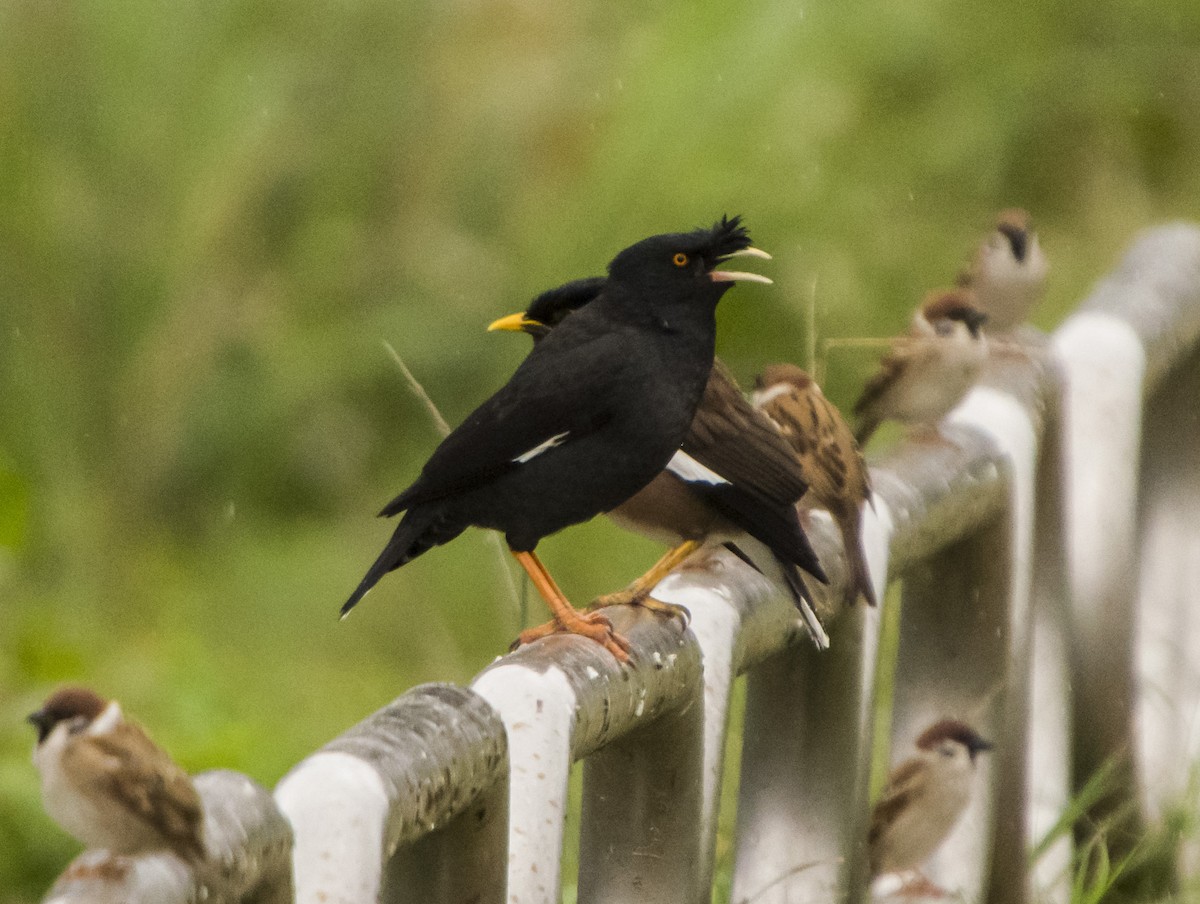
[
  {"left": 33, "top": 723, "right": 70, "bottom": 770},
  {"left": 34, "top": 726, "right": 84, "bottom": 833}
]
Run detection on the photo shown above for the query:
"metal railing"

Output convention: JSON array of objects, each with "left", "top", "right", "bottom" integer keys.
[{"left": 41, "top": 224, "right": 1200, "bottom": 904}]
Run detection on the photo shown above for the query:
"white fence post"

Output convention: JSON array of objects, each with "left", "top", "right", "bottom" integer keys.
[
  {"left": 577, "top": 675, "right": 706, "bottom": 903},
  {"left": 1026, "top": 373, "right": 1074, "bottom": 904},
  {"left": 274, "top": 683, "right": 508, "bottom": 904},
  {"left": 1053, "top": 224, "right": 1200, "bottom": 866},
  {"left": 472, "top": 607, "right": 705, "bottom": 904}
]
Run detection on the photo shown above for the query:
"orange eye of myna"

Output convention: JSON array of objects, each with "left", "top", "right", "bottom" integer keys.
[{"left": 673, "top": 252, "right": 689, "bottom": 267}]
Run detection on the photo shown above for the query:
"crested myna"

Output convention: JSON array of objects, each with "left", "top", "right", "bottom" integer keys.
[
  {"left": 343, "top": 216, "right": 771, "bottom": 661},
  {"left": 489, "top": 274, "right": 831, "bottom": 648}
]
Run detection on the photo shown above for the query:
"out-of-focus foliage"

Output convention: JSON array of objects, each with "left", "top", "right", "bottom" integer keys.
[{"left": 0, "top": 0, "right": 1197, "bottom": 896}]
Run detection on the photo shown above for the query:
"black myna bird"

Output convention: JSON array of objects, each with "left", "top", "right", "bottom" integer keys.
[
  {"left": 343, "top": 216, "right": 771, "bottom": 661},
  {"left": 488, "top": 274, "right": 831, "bottom": 648}
]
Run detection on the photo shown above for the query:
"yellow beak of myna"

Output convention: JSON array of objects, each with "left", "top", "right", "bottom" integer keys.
[
  {"left": 710, "top": 246, "right": 774, "bottom": 285},
  {"left": 487, "top": 312, "right": 543, "bottom": 334}
]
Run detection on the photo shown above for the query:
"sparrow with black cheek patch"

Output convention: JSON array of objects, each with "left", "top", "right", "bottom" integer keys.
[
  {"left": 343, "top": 217, "right": 778, "bottom": 661},
  {"left": 753, "top": 363, "right": 876, "bottom": 607},
  {"left": 869, "top": 719, "right": 993, "bottom": 881},
  {"left": 853, "top": 290, "right": 989, "bottom": 446},
  {"left": 28, "top": 687, "right": 205, "bottom": 863},
  {"left": 489, "top": 276, "right": 831, "bottom": 649},
  {"left": 956, "top": 208, "right": 1048, "bottom": 333}
]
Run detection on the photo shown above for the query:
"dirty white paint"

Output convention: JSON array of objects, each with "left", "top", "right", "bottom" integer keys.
[
  {"left": 472, "top": 664, "right": 577, "bottom": 904},
  {"left": 274, "top": 751, "right": 390, "bottom": 904}
]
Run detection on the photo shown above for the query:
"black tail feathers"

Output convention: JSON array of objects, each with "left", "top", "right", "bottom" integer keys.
[
  {"left": 341, "top": 509, "right": 463, "bottom": 617},
  {"left": 778, "top": 555, "right": 830, "bottom": 650}
]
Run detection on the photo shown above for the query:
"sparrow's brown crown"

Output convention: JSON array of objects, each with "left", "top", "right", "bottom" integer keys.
[
  {"left": 28, "top": 686, "right": 108, "bottom": 743},
  {"left": 921, "top": 290, "right": 988, "bottom": 336},
  {"left": 915, "top": 718, "right": 993, "bottom": 759}
]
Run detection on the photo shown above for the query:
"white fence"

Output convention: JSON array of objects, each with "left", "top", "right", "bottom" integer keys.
[{"left": 41, "top": 224, "right": 1200, "bottom": 904}]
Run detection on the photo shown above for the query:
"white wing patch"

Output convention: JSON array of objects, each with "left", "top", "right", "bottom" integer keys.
[
  {"left": 513, "top": 431, "right": 570, "bottom": 464},
  {"left": 666, "top": 450, "right": 731, "bottom": 486}
]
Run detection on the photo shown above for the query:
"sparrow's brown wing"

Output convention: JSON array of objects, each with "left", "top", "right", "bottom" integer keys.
[
  {"left": 854, "top": 332, "right": 953, "bottom": 445},
  {"left": 684, "top": 359, "right": 810, "bottom": 507},
  {"left": 68, "top": 723, "right": 206, "bottom": 861},
  {"left": 761, "top": 384, "right": 870, "bottom": 512},
  {"left": 853, "top": 340, "right": 910, "bottom": 441},
  {"left": 869, "top": 757, "right": 930, "bottom": 858},
  {"left": 760, "top": 384, "right": 877, "bottom": 606}
]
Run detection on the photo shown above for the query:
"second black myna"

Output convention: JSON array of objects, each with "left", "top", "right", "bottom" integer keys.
[
  {"left": 343, "top": 216, "right": 770, "bottom": 661},
  {"left": 489, "top": 273, "right": 831, "bottom": 648}
]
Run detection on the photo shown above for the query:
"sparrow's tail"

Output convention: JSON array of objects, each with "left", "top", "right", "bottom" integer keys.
[
  {"left": 778, "top": 555, "right": 830, "bottom": 650},
  {"left": 341, "top": 507, "right": 464, "bottom": 617},
  {"left": 841, "top": 513, "right": 878, "bottom": 607},
  {"left": 853, "top": 417, "right": 879, "bottom": 447}
]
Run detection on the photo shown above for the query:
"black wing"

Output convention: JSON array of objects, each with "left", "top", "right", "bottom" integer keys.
[
  {"left": 527, "top": 276, "right": 606, "bottom": 326},
  {"left": 682, "top": 359, "right": 811, "bottom": 507},
  {"left": 380, "top": 315, "right": 626, "bottom": 516}
]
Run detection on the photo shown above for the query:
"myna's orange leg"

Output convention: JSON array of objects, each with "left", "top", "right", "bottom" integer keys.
[
  {"left": 511, "top": 550, "right": 631, "bottom": 662},
  {"left": 591, "top": 540, "right": 699, "bottom": 627}
]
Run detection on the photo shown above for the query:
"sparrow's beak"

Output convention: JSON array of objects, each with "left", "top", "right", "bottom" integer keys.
[
  {"left": 487, "top": 312, "right": 540, "bottom": 333},
  {"left": 998, "top": 223, "right": 1028, "bottom": 262},
  {"left": 27, "top": 709, "right": 51, "bottom": 744},
  {"left": 965, "top": 309, "right": 990, "bottom": 336},
  {"left": 967, "top": 735, "right": 994, "bottom": 759},
  {"left": 710, "top": 246, "right": 773, "bottom": 285}
]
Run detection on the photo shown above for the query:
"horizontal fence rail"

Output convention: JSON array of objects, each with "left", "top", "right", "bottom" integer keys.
[{"left": 40, "top": 223, "right": 1200, "bottom": 904}]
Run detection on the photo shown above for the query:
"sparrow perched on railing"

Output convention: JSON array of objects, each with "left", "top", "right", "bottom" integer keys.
[
  {"left": 869, "top": 719, "right": 993, "bottom": 883},
  {"left": 343, "top": 217, "right": 777, "bottom": 661},
  {"left": 489, "top": 276, "right": 831, "bottom": 649},
  {"left": 28, "top": 687, "right": 205, "bottom": 862},
  {"left": 752, "top": 363, "right": 876, "bottom": 607},
  {"left": 853, "top": 291, "right": 989, "bottom": 445},
  {"left": 956, "top": 209, "right": 1048, "bottom": 333}
]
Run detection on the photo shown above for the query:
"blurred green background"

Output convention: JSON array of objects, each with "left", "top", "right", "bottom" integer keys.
[{"left": 1, "top": 0, "right": 1198, "bottom": 897}]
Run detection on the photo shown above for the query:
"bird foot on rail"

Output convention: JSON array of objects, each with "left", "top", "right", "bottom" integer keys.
[
  {"left": 891, "top": 871, "right": 949, "bottom": 899},
  {"left": 589, "top": 590, "right": 691, "bottom": 631},
  {"left": 512, "top": 609, "right": 632, "bottom": 662}
]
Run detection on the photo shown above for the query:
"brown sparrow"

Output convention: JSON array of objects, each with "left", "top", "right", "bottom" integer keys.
[
  {"left": 869, "top": 719, "right": 993, "bottom": 879},
  {"left": 957, "top": 208, "right": 1048, "bottom": 333},
  {"left": 29, "top": 686, "right": 205, "bottom": 862},
  {"left": 853, "top": 290, "right": 988, "bottom": 445},
  {"left": 752, "top": 363, "right": 876, "bottom": 607}
]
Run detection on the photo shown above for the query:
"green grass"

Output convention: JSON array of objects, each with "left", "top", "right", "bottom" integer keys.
[{"left": 1029, "top": 760, "right": 1200, "bottom": 904}]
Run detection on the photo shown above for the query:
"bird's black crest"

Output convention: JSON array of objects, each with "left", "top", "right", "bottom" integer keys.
[
  {"left": 916, "top": 718, "right": 993, "bottom": 758},
  {"left": 698, "top": 214, "right": 753, "bottom": 260},
  {"left": 607, "top": 215, "right": 752, "bottom": 282}
]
